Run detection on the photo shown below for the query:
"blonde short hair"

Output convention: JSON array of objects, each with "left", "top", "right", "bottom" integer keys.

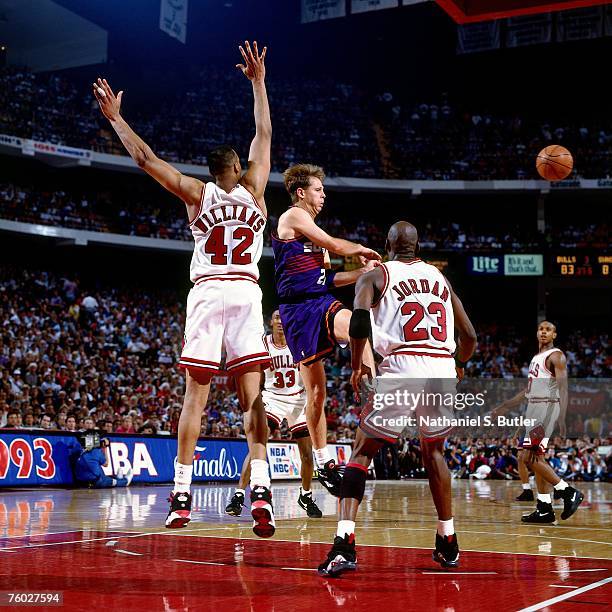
[{"left": 283, "top": 163, "right": 325, "bottom": 204}]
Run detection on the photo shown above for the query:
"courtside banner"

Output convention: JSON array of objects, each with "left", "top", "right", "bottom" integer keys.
[
  {"left": 0, "top": 433, "right": 248, "bottom": 487},
  {"left": 267, "top": 441, "right": 352, "bottom": 480},
  {"left": 100, "top": 436, "right": 248, "bottom": 483},
  {"left": 1, "top": 433, "right": 354, "bottom": 487},
  {"left": 0, "top": 432, "right": 76, "bottom": 487}
]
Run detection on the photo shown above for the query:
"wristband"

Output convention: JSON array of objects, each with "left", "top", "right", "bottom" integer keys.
[
  {"left": 349, "top": 309, "right": 371, "bottom": 339},
  {"left": 325, "top": 270, "right": 337, "bottom": 289},
  {"left": 454, "top": 357, "right": 467, "bottom": 369}
]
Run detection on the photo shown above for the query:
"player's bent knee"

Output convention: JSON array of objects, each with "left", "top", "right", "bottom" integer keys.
[
  {"left": 186, "top": 368, "right": 213, "bottom": 388},
  {"left": 339, "top": 464, "right": 368, "bottom": 503},
  {"left": 332, "top": 308, "right": 351, "bottom": 344}
]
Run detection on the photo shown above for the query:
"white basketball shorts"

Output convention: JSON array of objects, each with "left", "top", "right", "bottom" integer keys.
[
  {"left": 179, "top": 279, "right": 270, "bottom": 376},
  {"left": 262, "top": 389, "right": 308, "bottom": 436},
  {"left": 521, "top": 400, "right": 561, "bottom": 453},
  {"left": 361, "top": 354, "right": 457, "bottom": 441}
]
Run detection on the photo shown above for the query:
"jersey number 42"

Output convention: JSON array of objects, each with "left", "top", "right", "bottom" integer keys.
[{"left": 205, "top": 226, "right": 254, "bottom": 265}]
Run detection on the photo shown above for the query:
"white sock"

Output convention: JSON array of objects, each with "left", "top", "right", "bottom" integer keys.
[
  {"left": 554, "top": 480, "right": 568, "bottom": 491},
  {"left": 437, "top": 518, "right": 455, "bottom": 537},
  {"left": 173, "top": 462, "right": 193, "bottom": 494},
  {"left": 235, "top": 488, "right": 245, "bottom": 497},
  {"left": 337, "top": 520, "right": 355, "bottom": 538},
  {"left": 250, "top": 459, "right": 271, "bottom": 490},
  {"left": 522, "top": 483, "right": 531, "bottom": 490},
  {"left": 314, "top": 446, "right": 332, "bottom": 468},
  {"left": 301, "top": 488, "right": 312, "bottom": 496},
  {"left": 538, "top": 493, "right": 552, "bottom": 504}
]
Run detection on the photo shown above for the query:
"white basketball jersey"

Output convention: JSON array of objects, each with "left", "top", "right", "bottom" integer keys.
[
  {"left": 525, "top": 348, "right": 561, "bottom": 403},
  {"left": 263, "top": 334, "right": 304, "bottom": 397},
  {"left": 189, "top": 182, "right": 265, "bottom": 283},
  {"left": 371, "top": 260, "right": 456, "bottom": 358}
]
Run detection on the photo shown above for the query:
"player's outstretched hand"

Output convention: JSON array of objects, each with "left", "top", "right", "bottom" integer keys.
[
  {"left": 358, "top": 247, "right": 382, "bottom": 266},
  {"left": 236, "top": 40, "right": 267, "bottom": 83},
  {"left": 92, "top": 78, "right": 123, "bottom": 122},
  {"left": 351, "top": 363, "right": 373, "bottom": 403}
]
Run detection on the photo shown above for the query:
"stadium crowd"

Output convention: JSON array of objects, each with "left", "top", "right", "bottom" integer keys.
[
  {"left": 374, "top": 91, "right": 612, "bottom": 180},
  {"left": 1, "top": 181, "right": 602, "bottom": 253},
  {"left": 0, "top": 67, "right": 379, "bottom": 179},
  {"left": 2, "top": 66, "right": 612, "bottom": 180},
  {"left": 0, "top": 269, "right": 609, "bottom": 481},
  {"left": 384, "top": 434, "right": 611, "bottom": 482},
  {"left": 0, "top": 182, "right": 192, "bottom": 241}
]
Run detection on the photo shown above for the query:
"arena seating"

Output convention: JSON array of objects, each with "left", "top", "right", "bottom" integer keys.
[
  {"left": 2, "top": 66, "right": 611, "bottom": 180},
  {"left": 1, "top": 271, "right": 608, "bottom": 451},
  {"left": 1, "top": 181, "right": 602, "bottom": 251}
]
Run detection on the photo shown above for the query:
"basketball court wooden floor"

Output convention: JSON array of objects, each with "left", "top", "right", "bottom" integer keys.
[{"left": 1, "top": 480, "right": 610, "bottom": 611}]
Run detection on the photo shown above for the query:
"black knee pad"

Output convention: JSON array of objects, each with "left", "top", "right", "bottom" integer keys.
[{"left": 339, "top": 464, "right": 367, "bottom": 503}]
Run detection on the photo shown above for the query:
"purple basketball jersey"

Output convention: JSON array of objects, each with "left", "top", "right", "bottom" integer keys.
[
  {"left": 272, "top": 234, "right": 330, "bottom": 299},
  {"left": 272, "top": 233, "right": 343, "bottom": 364}
]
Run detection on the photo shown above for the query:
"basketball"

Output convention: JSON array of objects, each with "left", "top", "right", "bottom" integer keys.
[{"left": 536, "top": 145, "right": 574, "bottom": 181}]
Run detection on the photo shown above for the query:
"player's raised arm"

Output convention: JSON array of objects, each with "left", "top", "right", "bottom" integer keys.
[
  {"left": 549, "top": 350, "right": 568, "bottom": 438},
  {"left": 237, "top": 41, "right": 271, "bottom": 210},
  {"left": 92, "top": 78, "right": 204, "bottom": 217},
  {"left": 287, "top": 207, "right": 381, "bottom": 261}
]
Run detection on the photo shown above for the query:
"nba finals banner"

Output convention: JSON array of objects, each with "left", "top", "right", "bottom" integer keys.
[
  {"left": 0, "top": 433, "right": 247, "bottom": 487},
  {"left": 0, "top": 432, "right": 352, "bottom": 487}
]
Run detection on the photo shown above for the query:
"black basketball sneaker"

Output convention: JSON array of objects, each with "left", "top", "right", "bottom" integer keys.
[
  {"left": 521, "top": 500, "right": 556, "bottom": 524},
  {"left": 317, "top": 460, "right": 343, "bottom": 497},
  {"left": 516, "top": 489, "right": 534, "bottom": 502},
  {"left": 433, "top": 533, "right": 460, "bottom": 569},
  {"left": 559, "top": 486, "right": 584, "bottom": 520},
  {"left": 225, "top": 491, "right": 245, "bottom": 517},
  {"left": 165, "top": 491, "right": 192, "bottom": 528},
  {"left": 251, "top": 486, "right": 275, "bottom": 538},
  {"left": 298, "top": 489, "right": 323, "bottom": 518},
  {"left": 318, "top": 534, "right": 357, "bottom": 577}
]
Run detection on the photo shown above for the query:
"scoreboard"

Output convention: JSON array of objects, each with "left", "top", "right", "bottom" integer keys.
[
  {"left": 343, "top": 252, "right": 609, "bottom": 280},
  {"left": 551, "top": 252, "right": 611, "bottom": 277}
]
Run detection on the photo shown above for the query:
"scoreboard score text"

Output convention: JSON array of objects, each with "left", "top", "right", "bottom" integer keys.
[{"left": 552, "top": 253, "right": 611, "bottom": 277}]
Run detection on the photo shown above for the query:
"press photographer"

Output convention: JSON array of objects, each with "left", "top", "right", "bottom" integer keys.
[{"left": 73, "top": 432, "right": 133, "bottom": 488}]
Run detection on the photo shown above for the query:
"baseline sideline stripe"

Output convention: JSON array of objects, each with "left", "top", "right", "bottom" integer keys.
[{"left": 518, "top": 576, "right": 612, "bottom": 612}]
